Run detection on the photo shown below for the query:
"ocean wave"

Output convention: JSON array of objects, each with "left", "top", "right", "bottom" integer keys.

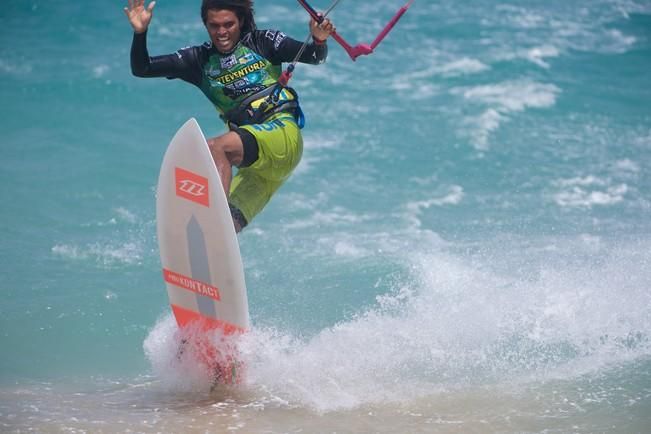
[
  {"left": 454, "top": 80, "right": 560, "bottom": 112},
  {"left": 493, "top": 44, "right": 560, "bottom": 69},
  {"left": 552, "top": 176, "right": 630, "bottom": 208},
  {"left": 613, "top": 158, "right": 641, "bottom": 174},
  {"left": 283, "top": 207, "right": 375, "bottom": 230},
  {"left": 451, "top": 80, "right": 561, "bottom": 150},
  {"left": 405, "top": 186, "right": 465, "bottom": 226},
  {"left": 233, "top": 236, "right": 651, "bottom": 412},
  {"left": 51, "top": 241, "right": 143, "bottom": 267},
  {"left": 398, "top": 57, "right": 490, "bottom": 81},
  {"left": 483, "top": 1, "right": 644, "bottom": 54},
  {"left": 554, "top": 184, "right": 629, "bottom": 208}
]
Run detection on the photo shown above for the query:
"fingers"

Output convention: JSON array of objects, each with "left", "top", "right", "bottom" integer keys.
[
  {"left": 126, "top": 0, "right": 147, "bottom": 12},
  {"left": 319, "top": 18, "right": 335, "bottom": 34},
  {"left": 310, "top": 17, "right": 335, "bottom": 38},
  {"left": 313, "top": 18, "right": 334, "bottom": 31},
  {"left": 124, "top": 0, "right": 154, "bottom": 32},
  {"left": 124, "top": 0, "right": 155, "bottom": 17}
]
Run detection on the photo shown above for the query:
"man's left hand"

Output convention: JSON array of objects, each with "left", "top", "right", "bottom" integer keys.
[{"left": 310, "top": 17, "right": 335, "bottom": 42}]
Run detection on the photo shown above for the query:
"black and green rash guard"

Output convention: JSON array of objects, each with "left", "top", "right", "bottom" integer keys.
[{"left": 130, "top": 30, "right": 328, "bottom": 122}]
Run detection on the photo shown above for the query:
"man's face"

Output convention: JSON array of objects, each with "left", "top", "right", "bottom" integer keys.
[{"left": 205, "top": 9, "right": 242, "bottom": 54}]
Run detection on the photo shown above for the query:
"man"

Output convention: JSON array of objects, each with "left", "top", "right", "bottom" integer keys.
[{"left": 124, "top": 0, "right": 334, "bottom": 232}]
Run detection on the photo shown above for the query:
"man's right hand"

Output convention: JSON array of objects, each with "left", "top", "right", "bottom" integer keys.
[{"left": 124, "top": 0, "right": 156, "bottom": 34}]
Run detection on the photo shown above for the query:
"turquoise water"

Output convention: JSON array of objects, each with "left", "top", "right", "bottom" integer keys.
[{"left": 2, "top": 0, "right": 651, "bottom": 431}]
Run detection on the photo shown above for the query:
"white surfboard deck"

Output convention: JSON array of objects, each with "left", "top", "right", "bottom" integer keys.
[{"left": 156, "top": 118, "right": 249, "bottom": 334}]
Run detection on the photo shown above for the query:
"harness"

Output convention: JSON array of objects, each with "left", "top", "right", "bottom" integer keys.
[{"left": 221, "top": 85, "right": 305, "bottom": 130}]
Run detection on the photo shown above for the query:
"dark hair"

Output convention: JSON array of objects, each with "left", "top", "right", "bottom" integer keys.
[{"left": 201, "top": 0, "right": 256, "bottom": 34}]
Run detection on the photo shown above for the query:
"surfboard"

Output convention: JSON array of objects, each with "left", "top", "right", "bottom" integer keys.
[{"left": 156, "top": 118, "right": 249, "bottom": 336}]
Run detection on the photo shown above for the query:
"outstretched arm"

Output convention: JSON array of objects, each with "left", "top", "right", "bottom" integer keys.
[
  {"left": 124, "top": 0, "right": 156, "bottom": 34},
  {"left": 126, "top": 0, "right": 202, "bottom": 85}
]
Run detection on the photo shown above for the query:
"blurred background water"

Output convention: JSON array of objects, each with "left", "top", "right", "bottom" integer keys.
[{"left": 1, "top": 0, "right": 650, "bottom": 432}]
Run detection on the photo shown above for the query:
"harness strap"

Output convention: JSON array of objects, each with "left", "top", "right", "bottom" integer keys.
[{"left": 222, "top": 86, "right": 303, "bottom": 129}]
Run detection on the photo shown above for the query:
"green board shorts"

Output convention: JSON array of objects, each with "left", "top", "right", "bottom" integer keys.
[{"left": 228, "top": 114, "right": 303, "bottom": 225}]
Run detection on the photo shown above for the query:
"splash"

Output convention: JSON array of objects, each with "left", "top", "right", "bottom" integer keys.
[
  {"left": 143, "top": 316, "right": 243, "bottom": 393},
  {"left": 239, "top": 237, "right": 650, "bottom": 412}
]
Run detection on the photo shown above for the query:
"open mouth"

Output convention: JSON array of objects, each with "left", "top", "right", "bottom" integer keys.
[{"left": 216, "top": 36, "right": 232, "bottom": 49}]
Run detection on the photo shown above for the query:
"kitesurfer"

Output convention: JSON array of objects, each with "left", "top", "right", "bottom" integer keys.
[{"left": 125, "top": 0, "right": 334, "bottom": 231}]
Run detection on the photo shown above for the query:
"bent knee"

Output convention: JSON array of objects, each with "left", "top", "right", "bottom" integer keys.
[{"left": 207, "top": 133, "right": 244, "bottom": 166}]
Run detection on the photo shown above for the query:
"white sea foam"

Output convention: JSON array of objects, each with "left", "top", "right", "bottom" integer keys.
[
  {"left": 555, "top": 176, "right": 606, "bottom": 187},
  {"left": 525, "top": 45, "right": 560, "bottom": 68},
  {"left": 79, "top": 208, "right": 138, "bottom": 228},
  {"left": 406, "top": 185, "right": 465, "bottom": 216},
  {"left": 400, "top": 58, "right": 489, "bottom": 80},
  {"left": 604, "top": 28, "right": 637, "bottom": 52},
  {"left": 456, "top": 80, "right": 560, "bottom": 112},
  {"left": 471, "top": 109, "right": 504, "bottom": 150},
  {"left": 555, "top": 17, "right": 638, "bottom": 54},
  {"left": 190, "top": 236, "right": 651, "bottom": 413},
  {"left": 481, "top": 2, "right": 643, "bottom": 60},
  {"left": 332, "top": 240, "right": 371, "bottom": 258},
  {"left": 633, "top": 132, "right": 651, "bottom": 147},
  {"left": 143, "top": 315, "right": 211, "bottom": 392},
  {"left": 452, "top": 80, "right": 561, "bottom": 150},
  {"left": 388, "top": 55, "right": 487, "bottom": 98},
  {"left": 92, "top": 65, "right": 109, "bottom": 78},
  {"left": 401, "top": 83, "right": 440, "bottom": 100},
  {"left": 52, "top": 241, "right": 143, "bottom": 266},
  {"left": 554, "top": 184, "right": 629, "bottom": 208},
  {"left": 51, "top": 244, "right": 84, "bottom": 260},
  {"left": 284, "top": 207, "right": 374, "bottom": 230},
  {"left": 495, "top": 45, "right": 560, "bottom": 68},
  {"left": 408, "top": 174, "right": 440, "bottom": 187},
  {"left": 497, "top": 5, "right": 547, "bottom": 29},
  {"left": 114, "top": 207, "right": 138, "bottom": 224},
  {"left": 303, "top": 134, "right": 343, "bottom": 151},
  {"left": 297, "top": 132, "right": 344, "bottom": 175},
  {"left": 552, "top": 176, "right": 629, "bottom": 208},
  {"left": 438, "top": 58, "right": 490, "bottom": 76},
  {"left": 281, "top": 191, "right": 330, "bottom": 213},
  {"left": 291, "top": 153, "right": 320, "bottom": 176},
  {"left": 613, "top": 159, "right": 640, "bottom": 174}
]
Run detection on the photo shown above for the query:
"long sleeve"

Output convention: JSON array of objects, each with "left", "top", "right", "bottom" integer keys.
[
  {"left": 246, "top": 30, "right": 328, "bottom": 65},
  {"left": 130, "top": 31, "right": 203, "bottom": 86},
  {"left": 279, "top": 37, "right": 329, "bottom": 65}
]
